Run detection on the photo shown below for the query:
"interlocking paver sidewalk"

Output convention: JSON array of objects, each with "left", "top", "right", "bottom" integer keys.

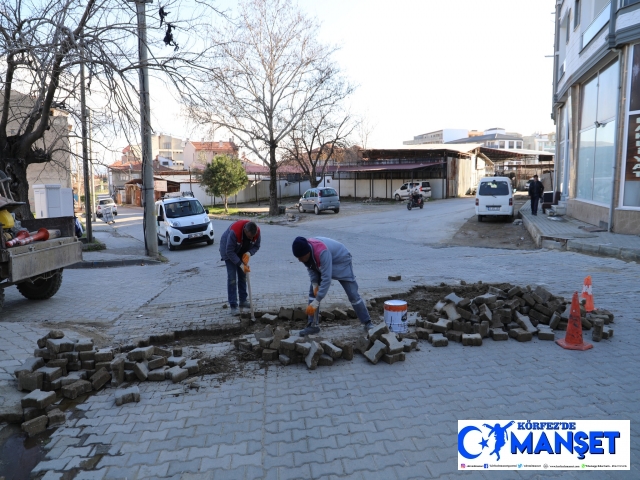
[{"left": 1, "top": 200, "right": 638, "bottom": 478}]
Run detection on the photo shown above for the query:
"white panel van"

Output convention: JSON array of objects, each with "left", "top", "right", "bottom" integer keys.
[{"left": 475, "top": 177, "right": 514, "bottom": 221}]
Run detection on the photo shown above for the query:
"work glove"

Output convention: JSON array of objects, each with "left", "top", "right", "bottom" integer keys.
[
  {"left": 306, "top": 299, "right": 320, "bottom": 316},
  {"left": 242, "top": 253, "right": 250, "bottom": 264},
  {"left": 312, "top": 283, "right": 319, "bottom": 296},
  {"left": 243, "top": 264, "right": 251, "bottom": 273}
]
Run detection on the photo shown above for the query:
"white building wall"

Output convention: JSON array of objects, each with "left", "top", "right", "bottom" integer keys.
[
  {"left": 441, "top": 129, "right": 469, "bottom": 143},
  {"left": 180, "top": 179, "right": 312, "bottom": 207},
  {"left": 558, "top": 2, "right": 609, "bottom": 94},
  {"left": 616, "top": 8, "right": 640, "bottom": 31}
]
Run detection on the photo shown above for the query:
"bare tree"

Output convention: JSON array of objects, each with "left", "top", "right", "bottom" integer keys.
[
  {"left": 357, "top": 114, "right": 376, "bottom": 150},
  {"left": 185, "top": 0, "right": 347, "bottom": 216},
  {"left": 283, "top": 105, "right": 357, "bottom": 188},
  {"left": 0, "top": 0, "right": 214, "bottom": 219}
]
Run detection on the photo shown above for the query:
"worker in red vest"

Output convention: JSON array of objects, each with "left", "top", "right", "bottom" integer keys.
[{"left": 219, "top": 220, "right": 261, "bottom": 315}]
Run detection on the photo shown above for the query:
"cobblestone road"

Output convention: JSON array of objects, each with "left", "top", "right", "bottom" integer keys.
[{"left": 1, "top": 199, "right": 638, "bottom": 479}]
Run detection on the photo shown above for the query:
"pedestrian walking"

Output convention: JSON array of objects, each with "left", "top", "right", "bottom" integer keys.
[
  {"left": 528, "top": 174, "right": 544, "bottom": 216},
  {"left": 219, "top": 220, "right": 261, "bottom": 315},
  {"left": 291, "top": 236, "right": 373, "bottom": 336}
]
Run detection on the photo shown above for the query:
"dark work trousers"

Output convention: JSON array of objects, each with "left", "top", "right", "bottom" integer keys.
[{"left": 531, "top": 196, "right": 541, "bottom": 215}]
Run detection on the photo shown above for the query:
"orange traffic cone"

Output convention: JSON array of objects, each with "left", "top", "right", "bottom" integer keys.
[
  {"left": 581, "top": 276, "right": 595, "bottom": 312},
  {"left": 556, "top": 292, "right": 593, "bottom": 351}
]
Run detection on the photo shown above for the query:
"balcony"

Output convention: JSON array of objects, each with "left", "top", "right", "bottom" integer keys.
[{"left": 582, "top": 3, "right": 610, "bottom": 48}]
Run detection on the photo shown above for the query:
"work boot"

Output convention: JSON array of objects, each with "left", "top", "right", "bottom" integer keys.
[
  {"left": 239, "top": 301, "right": 251, "bottom": 309},
  {"left": 299, "top": 326, "right": 320, "bottom": 336},
  {"left": 363, "top": 321, "right": 374, "bottom": 333},
  {"left": 229, "top": 307, "right": 239, "bottom": 316}
]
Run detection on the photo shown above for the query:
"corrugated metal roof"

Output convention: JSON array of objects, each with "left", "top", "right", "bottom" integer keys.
[
  {"left": 447, "top": 134, "right": 523, "bottom": 143},
  {"left": 364, "top": 144, "right": 482, "bottom": 154},
  {"left": 481, "top": 147, "right": 555, "bottom": 157},
  {"left": 326, "top": 162, "right": 446, "bottom": 173}
]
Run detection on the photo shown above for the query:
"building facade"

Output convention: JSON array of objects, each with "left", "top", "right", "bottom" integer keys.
[
  {"left": 128, "top": 133, "right": 186, "bottom": 170},
  {"left": 403, "top": 129, "right": 468, "bottom": 145},
  {"left": 553, "top": 0, "right": 640, "bottom": 234},
  {"left": 182, "top": 140, "right": 240, "bottom": 169},
  {"left": 522, "top": 132, "right": 557, "bottom": 153},
  {"left": 446, "top": 128, "right": 524, "bottom": 150}
]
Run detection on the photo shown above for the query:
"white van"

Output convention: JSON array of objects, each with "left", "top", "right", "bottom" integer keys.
[
  {"left": 155, "top": 195, "right": 214, "bottom": 250},
  {"left": 475, "top": 176, "right": 514, "bottom": 221}
]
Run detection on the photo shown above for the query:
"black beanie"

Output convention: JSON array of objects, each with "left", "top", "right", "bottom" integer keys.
[{"left": 292, "top": 236, "right": 311, "bottom": 257}]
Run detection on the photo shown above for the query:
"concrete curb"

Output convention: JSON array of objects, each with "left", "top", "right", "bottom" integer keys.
[
  {"left": 67, "top": 259, "right": 163, "bottom": 269},
  {"left": 522, "top": 207, "right": 640, "bottom": 262}
]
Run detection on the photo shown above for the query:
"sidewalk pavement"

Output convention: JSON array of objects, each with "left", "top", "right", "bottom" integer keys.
[
  {"left": 74, "top": 223, "right": 162, "bottom": 268},
  {"left": 520, "top": 201, "right": 640, "bottom": 262}
]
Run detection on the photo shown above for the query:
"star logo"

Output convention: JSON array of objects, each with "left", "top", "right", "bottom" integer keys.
[{"left": 479, "top": 437, "right": 489, "bottom": 449}]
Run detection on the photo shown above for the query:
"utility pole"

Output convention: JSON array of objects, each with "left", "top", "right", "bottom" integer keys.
[
  {"left": 129, "top": 0, "right": 157, "bottom": 257},
  {"left": 80, "top": 46, "right": 92, "bottom": 243},
  {"left": 88, "top": 108, "right": 97, "bottom": 222}
]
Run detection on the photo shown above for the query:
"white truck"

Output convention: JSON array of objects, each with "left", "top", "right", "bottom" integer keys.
[{"left": 0, "top": 216, "right": 83, "bottom": 311}]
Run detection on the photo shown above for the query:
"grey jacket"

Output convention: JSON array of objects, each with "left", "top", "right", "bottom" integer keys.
[{"left": 305, "top": 237, "right": 355, "bottom": 302}]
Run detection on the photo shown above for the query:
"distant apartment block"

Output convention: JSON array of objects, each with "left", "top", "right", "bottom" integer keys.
[
  {"left": 403, "top": 129, "right": 468, "bottom": 145},
  {"left": 522, "top": 132, "right": 557, "bottom": 153},
  {"left": 183, "top": 139, "right": 240, "bottom": 169},
  {"left": 446, "top": 128, "right": 524, "bottom": 150}
]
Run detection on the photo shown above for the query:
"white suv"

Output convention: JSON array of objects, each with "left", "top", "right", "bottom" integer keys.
[
  {"left": 393, "top": 181, "right": 432, "bottom": 200},
  {"left": 155, "top": 196, "right": 214, "bottom": 250}
]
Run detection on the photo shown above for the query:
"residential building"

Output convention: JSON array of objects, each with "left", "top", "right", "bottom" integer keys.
[
  {"left": 446, "top": 128, "right": 524, "bottom": 150},
  {"left": 522, "top": 132, "right": 557, "bottom": 153},
  {"left": 26, "top": 105, "right": 72, "bottom": 208},
  {"left": 1, "top": 92, "right": 73, "bottom": 209},
  {"left": 552, "top": 0, "right": 640, "bottom": 234},
  {"left": 107, "top": 157, "right": 175, "bottom": 203},
  {"left": 403, "top": 129, "right": 468, "bottom": 145},
  {"left": 183, "top": 139, "right": 240, "bottom": 169},
  {"left": 127, "top": 133, "right": 186, "bottom": 169}
]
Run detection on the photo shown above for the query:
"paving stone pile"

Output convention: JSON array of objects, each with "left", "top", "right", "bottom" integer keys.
[
  {"left": 414, "top": 284, "right": 615, "bottom": 346},
  {"left": 12, "top": 330, "right": 203, "bottom": 434},
  {"left": 254, "top": 306, "right": 358, "bottom": 324},
  {"left": 234, "top": 322, "right": 418, "bottom": 370}
]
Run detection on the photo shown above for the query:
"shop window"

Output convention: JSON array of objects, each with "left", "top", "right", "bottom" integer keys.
[
  {"left": 577, "top": 60, "right": 619, "bottom": 204},
  {"left": 622, "top": 44, "right": 640, "bottom": 207}
]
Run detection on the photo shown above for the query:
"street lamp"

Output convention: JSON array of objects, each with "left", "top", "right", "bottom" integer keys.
[{"left": 128, "top": 0, "right": 157, "bottom": 257}]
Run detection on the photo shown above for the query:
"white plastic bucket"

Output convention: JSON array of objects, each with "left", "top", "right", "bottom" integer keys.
[{"left": 384, "top": 300, "right": 408, "bottom": 333}]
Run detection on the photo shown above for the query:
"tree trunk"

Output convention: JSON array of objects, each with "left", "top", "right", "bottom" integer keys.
[
  {"left": 0, "top": 156, "right": 33, "bottom": 220},
  {"left": 268, "top": 144, "right": 278, "bottom": 216},
  {"left": 309, "top": 163, "right": 319, "bottom": 188},
  {"left": 223, "top": 195, "right": 228, "bottom": 213}
]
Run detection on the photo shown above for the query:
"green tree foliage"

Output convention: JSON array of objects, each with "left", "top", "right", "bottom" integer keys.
[{"left": 199, "top": 155, "right": 248, "bottom": 213}]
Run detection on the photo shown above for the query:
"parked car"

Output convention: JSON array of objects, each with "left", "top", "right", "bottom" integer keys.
[
  {"left": 96, "top": 198, "right": 117, "bottom": 217},
  {"left": 393, "top": 181, "right": 432, "bottom": 200},
  {"left": 475, "top": 176, "right": 514, "bottom": 221},
  {"left": 155, "top": 195, "right": 214, "bottom": 250},
  {"left": 298, "top": 187, "right": 340, "bottom": 215}
]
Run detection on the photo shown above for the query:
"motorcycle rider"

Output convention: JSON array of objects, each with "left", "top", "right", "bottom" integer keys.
[{"left": 410, "top": 186, "right": 422, "bottom": 207}]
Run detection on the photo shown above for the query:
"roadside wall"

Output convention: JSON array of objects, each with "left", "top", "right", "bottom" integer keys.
[{"left": 179, "top": 179, "right": 311, "bottom": 207}]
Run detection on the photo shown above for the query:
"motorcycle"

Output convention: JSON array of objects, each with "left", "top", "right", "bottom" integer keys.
[{"left": 407, "top": 191, "right": 424, "bottom": 210}]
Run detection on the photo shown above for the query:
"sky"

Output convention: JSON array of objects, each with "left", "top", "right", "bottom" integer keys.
[{"left": 145, "top": 0, "right": 556, "bottom": 158}]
